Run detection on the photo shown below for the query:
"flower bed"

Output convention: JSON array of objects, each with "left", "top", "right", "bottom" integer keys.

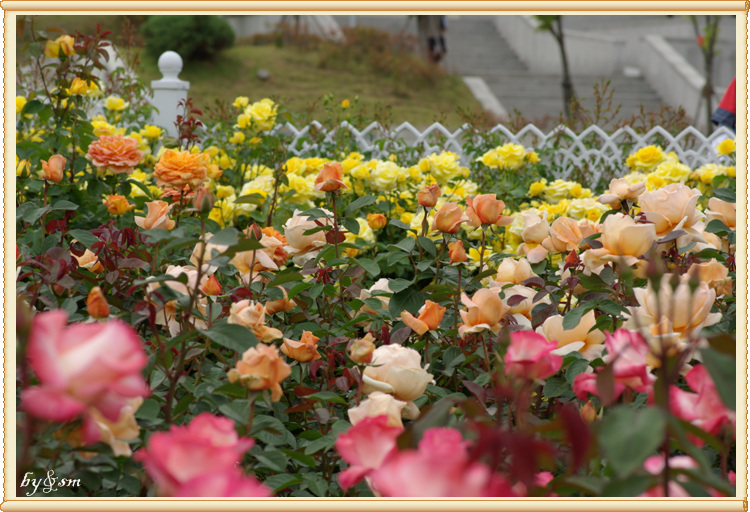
[{"left": 15, "top": 28, "right": 739, "bottom": 499}]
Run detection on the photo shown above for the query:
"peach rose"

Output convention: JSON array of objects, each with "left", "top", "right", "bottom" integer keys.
[
  {"left": 154, "top": 149, "right": 210, "bottom": 190},
  {"left": 536, "top": 310, "right": 605, "bottom": 359},
  {"left": 261, "top": 226, "right": 290, "bottom": 267},
  {"left": 146, "top": 265, "right": 208, "bottom": 334},
  {"left": 265, "top": 287, "right": 296, "bottom": 315},
  {"left": 628, "top": 274, "right": 722, "bottom": 341},
  {"left": 580, "top": 213, "right": 656, "bottom": 274},
  {"left": 227, "top": 300, "right": 283, "bottom": 343},
  {"left": 705, "top": 197, "right": 736, "bottom": 230},
  {"left": 283, "top": 209, "right": 333, "bottom": 266},
  {"left": 498, "top": 284, "right": 549, "bottom": 321},
  {"left": 72, "top": 247, "right": 104, "bottom": 273},
  {"left": 494, "top": 257, "right": 537, "bottom": 285},
  {"left": 542, "top": 217, "right": 598, "bottom": 253},
  {"left": 190, "top": 233, "right": 229, "bottom": 273},
  {"left": 465, "top": 194, "right": 512, "bottom": 227},
  {"left": 688, "top": 259, "right": 732, "bottom": 296},
  {"left": 66, "top": 397, "right": 142, "bottom": 458},
  {"left": 86, "top": 286, "right": 110, "bottom": 318},
  {"left": 86, "top": 135, "right": 143, "bottom": 174},
  {"left": 228, "top": 344, "right": 292, "bottom": 401},
  {"left": 280, "top": 331, "right": 321, "bottom": 363},
  {"left": 598, "top": 178, "right": 647, "bottom": 207},
  {"left": 432, "top": 203, "right": 470, "bottom": 233},
  {"left": 448, "top": 241, "right": 467, "bottom": 263},
  {"left": 358, "top": 278, "right": 393, "bottom": 315},
  {"left": 362, "top": 345, "right": 434, "bottom": 402},
  {"left": 367, "top": 213, "right": 388, "bottom": 231},
  {"left": 135, "top": 200, "right": 175, "bottom": 231},
  {"left": 639, "top": 183, "right": 704, "bottom": 238},
  {"left": 458, "top": 288, "right": 509, "bottom": 338},
  {"left": 349, "top": 333, "right": 376, "bottom": 364},
  {"left": 348, "top": 391, "right": 412, "bottom": 428},
  {"left": 401, "top": 300, "right": 446, "bottom": 335},
  {"left": 103, "top": 194, "right": 135, "bottom": 215},
  {"left": 41, "top": 154, "right": 66, "bottom": 183},
  {"left": 517, "top": 211, "right": 550, "bottom": 264},
  {"left": 314, "top": 162, "right": 347, "bottom": 192},
  {"left": 230, "top": 234, "right": 282, "bottom": 275},
  {"left": 417, "top": 184, "right": 441, "bottom": 208}
]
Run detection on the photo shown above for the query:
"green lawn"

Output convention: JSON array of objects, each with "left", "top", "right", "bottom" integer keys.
[{"left": 25, "top": 15, "right": 486, "bottom": 130}]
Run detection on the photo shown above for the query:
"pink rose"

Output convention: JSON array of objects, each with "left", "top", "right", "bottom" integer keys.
[
  {"left": 505, "top": 331, "right": 563, "bottom": 381},
  {"left": 174, "top": 470, "right": 271, "bottom": 497},
  {"left": 135, "top": 413, "right": 255, "bottom": 496},
  {"left": 335, "top": 415, "right": 403, "bottom": 491},
  {"left": 21, "top": 310, "right": 149, "bottom": 428},
  {"left": 368, "top": 427, "right": 515, "bottom": 497}
]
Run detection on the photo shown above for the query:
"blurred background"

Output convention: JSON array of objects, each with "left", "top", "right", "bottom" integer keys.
[{"left": 17, "top": 14, "right": 737, "bottom": 133}]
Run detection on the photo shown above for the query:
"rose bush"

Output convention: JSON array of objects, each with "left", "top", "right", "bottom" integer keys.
[{"left": 14, "top": 24, "right": 738, "bottom": 500}]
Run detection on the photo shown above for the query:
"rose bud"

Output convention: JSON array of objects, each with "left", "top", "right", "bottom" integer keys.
[
  {"left": 349, "top": 333, "right": 376, "bottom": 364},
  {"left": 201, "top": 274, "right": 223, "bottom": 296},
  {"left": 448, "top": 241, "right": 467, "bottom": 263},
  {"left": 192, "top": 186, "right": 214, "bottom": 214},
  {"left": 86, "top": 286, "right": 110, "bottom": 318},
  {"left": 41, "top": 154, "right": 66, "bottom": 183},
  {"left": 417, "top": 184, "right": 441, "bottom": 208},
  {"left": 314, "top": 162, "right": 347, "bottom": 192},
  {"left": 432, "top": 203, "right": 470, "bottom": 234},
  {"left": 401, "top": 300, "right": 446, "bottom": 335},
  {"left": 367, "top": 213, "right": 388, "bottom": 231},
  {"left": 103, "top": 194, "right": 135, "bottom": 216},
  {"left": 580, "top": 400, "right": 597, "bottom": 424}
]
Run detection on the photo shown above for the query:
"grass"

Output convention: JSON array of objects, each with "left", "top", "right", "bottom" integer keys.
[{"left": 23, "top": 15, "right": 487, "bottom": 130}]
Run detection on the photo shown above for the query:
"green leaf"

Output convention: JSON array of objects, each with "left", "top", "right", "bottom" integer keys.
[
  {"left": 255, "top": 451, "right": 289, "bottom": 473},
  {"left": 280, "top": 449, "right": 317, "bottom": 468},
  {"left": 134, "top": 399, "right": 161, "bottom": 420},
  {"left": 68, "top": 229, "right": 99, "bottom": 249},
  {"left": 218, "top": 401, "right": 251, "bottom": 424},
  {"left": 264, "top": 474, "right": 302, "bottom": 493},
  {"left": 565, "top": 359, "right": 589, "bottom": 384},
  {"left": 700, "top": 347, "right": 735, "bottom": 410},
  {"left": 307, "top": 391, "right": 347, "bottom": 404},
  {"left": 345, "top": 195, "right": 376, "bottom": 215},
  {"left": 388, "top": 278, "right": 414, "bottom": 294},
  {"left": 50, "top": 200, "right": 79, "bottom": 211},
  {"left": 417, "top": 236, "right": 437, "bottom": 257},
  {"left": 562, "top": 304, "right": 595, "bottom": 330},
  {"left": 394, "top": 237, "right": 416, "bottom": 253},
  {"left": 388, "top": 219, "right": 411, "bottom": 230},
  {"left": 202, "top": 322, "right": 259, "bottom": 353},
  {"left": 267, "top": 269, "right": 303, "bottom": 287},
  {"left": 601, "top": 475, "right": 655, "bottom": 497},
  {"left": 704, "top": 219, "right": 730, "bottom": 236},
  {"left": 599, "top": 406, "right": 666, "bottom": 476},
  {"left": 542, "top": 377, "right": 568, "bottom": 398},
  {"left": 356, "top": 258, "right": 381, "bottom": 277},
  {"left": 342, "top": 216, "right": 360, "bottom": 235},
  {"left": 712, "top": 187, "right": 736, "bottom": 203},
  {"left": 209, "top": 227, "right": 240, "bottom": 246}
]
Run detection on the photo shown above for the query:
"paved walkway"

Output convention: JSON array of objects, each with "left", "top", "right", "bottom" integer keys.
[{"left": 333, "top": 15, "right": 667, "bottom": 127}]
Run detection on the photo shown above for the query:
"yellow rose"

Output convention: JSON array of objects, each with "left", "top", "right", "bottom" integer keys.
[
  {"left": 626, "top": 145, "right": 667, "bottom": 173},
  {"left": 141, "top": 125, "right": 163, "bottom": 139},
  {"left": 105, "top": 95, "right": 129, "bottom": 111},
  {"left": 16, "top": 96, "right": 27, "bottom": 115},
  {"left": 715, "top": 138, "right": 735, "bottom": 156},
  {"left": 244, "top": 98, "right": 277, "bottom": 131}
]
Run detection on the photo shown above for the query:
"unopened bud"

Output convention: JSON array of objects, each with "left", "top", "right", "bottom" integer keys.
[
  {"left": 202, "top": 274, "right": 222, "bottom": 296},
  {"left": 580, "top": 400, "right": 597, "bottom": 424},
  {"left": 247, "top": 223, "right": 263, "bottom": 240},
  {"left": 349, "top": 333, "right": 376, "bottom": 364},
  {"left": 86, "top": 286, "right": 110, "bottom": 318},
  {"left": 192, "top": 186, "right": 214, "bottom": 214},
  {"left": 367, "top": 213, "right": 387, "bottom": 230},
  {"left": 448, "top": 241, "right": 467, "bottom": 264},
  {"left": 417, "top": 184, "right": 440, "bottom": 208}
]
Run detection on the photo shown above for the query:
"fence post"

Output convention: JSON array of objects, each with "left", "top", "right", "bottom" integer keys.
[{"left": 150, "top": 51, "right": 190, "bottom": 138}]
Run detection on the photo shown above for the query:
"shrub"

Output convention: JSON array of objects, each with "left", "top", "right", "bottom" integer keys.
[{"left": 140, "top": 15, "right": 235, "bottom": 62}]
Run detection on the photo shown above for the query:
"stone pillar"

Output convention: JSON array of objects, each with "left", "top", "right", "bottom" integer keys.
[{"left": 150, "top": 51, "right": 190, "bottom": 138}]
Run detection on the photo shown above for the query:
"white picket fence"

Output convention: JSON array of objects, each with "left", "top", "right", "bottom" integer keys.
[{"left": 268, "top": 120, "right": 735, "bottom": 188}]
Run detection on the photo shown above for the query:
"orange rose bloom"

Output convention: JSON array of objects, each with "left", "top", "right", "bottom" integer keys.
[
  {"left": 367, "top": 213, "right": 388, "bottom": 230},
  {"left": 228, "top": 344, "right": 292, "bottom": 401},
  {"left": 134, "top": 201, "right": 175, "bottom": 231},
  {"left": 466, "top": 194, "right": 511, "bottom": 227},
  {"left": 86, "top": 135, "right": 143, "bottom": 175},
  {"left": 401, "top": 300, "right": 446, "bottom": 335},
  {"left": 228, "top": 300, "right": 283, "bottom": 343},
  {"left": 280, "top": 331, "right": 321, "bottom": 362},
  {"left": 201, "top": 274, "right": 223, "bottom": 296},
  {"left": 41, "top": 154, "right": 66, "bottom": 183},
  {"left": 103, "top": 194, "right": 134, "bottom": 215},
  {"left": 154, "top": 149, "right": 210, "bottom": 190},
  {"left": 417, "top": 185, "right": 441, "bottom": 208},
  {"left": 86, "top": 287, "right": 110, "bottom": 318},
  {"left": 349, "top": 333, "right": 376, "bottom": 364},
  {"left": 448, "top": 241, "right": 467, "bottom": 263},
  {"left": 432, "top": 203, "right": 469, "bottom": 233},
  {"left": 314, "top": 162, "right": 347, "bottom": 192}
]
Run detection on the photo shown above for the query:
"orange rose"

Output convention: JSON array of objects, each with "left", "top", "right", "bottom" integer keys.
[
  {"left": 265, "top": 287, "right": 296, "bottom": 315},
  {"left": 465, "top": 194, "right": 512, "bottom": 227},
  {"left": 86, "top": 286, "right": 110, "bottom": 318},
  {"left": 201, "top": 274, "right": 223, "bottom": 296},
  {"left": 417, "top": 185, "right": 441, "bottom": 208},
  {"left": 280, "top": 331, "right": 321, "bottom": 362},
  {"left": 86, "top": 135, "right": 143, "bottom": 175},
  {"left": 261, "top": 226, "right": 289, "bottom": 267},
  {"left": 154, "top": 149, "right": 210, "bottom": 190},
  {"left": 103, "top": 194, "right": 134, "bottom": 215},
  {"left": 72, "top": 247, "right": 104, "bottom": 274},
  {"left": 432, "top": 203, "right": 469, "bottom": 233},
  {"left": 314, "top": 162, "right": 347, "bottom": 192},
  {"left": 458, "top": 288, "right": 508, "bottom": 338},
  {"left": 349, "top": 333, "right": 376, "bottom": 364},
  {"left": 41, "top": 154, "right": 66, "bottom": 183},
  {"left": 228, "top": 300, "right": 283, "bottom": 343},
  {"left": 536, "top": 310, "right": 605, "bottom": 360},
  {"left": 367, "top": 213, "right": 388, "bottom": 230},
  {"left": 401, "top": 300, "right": 446, "bottom": 335},
  {"left": 448, "top": 241, "right": 467, "bottom": 263},
  {"left": 135, "top": 201, "right": 175, "bottom": 231},
  {"left": 598, "top": 177, "right": 646, "bottom": 207},
  {"left": 228, "top": 344, "right": 292, "bottom": 401}
]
